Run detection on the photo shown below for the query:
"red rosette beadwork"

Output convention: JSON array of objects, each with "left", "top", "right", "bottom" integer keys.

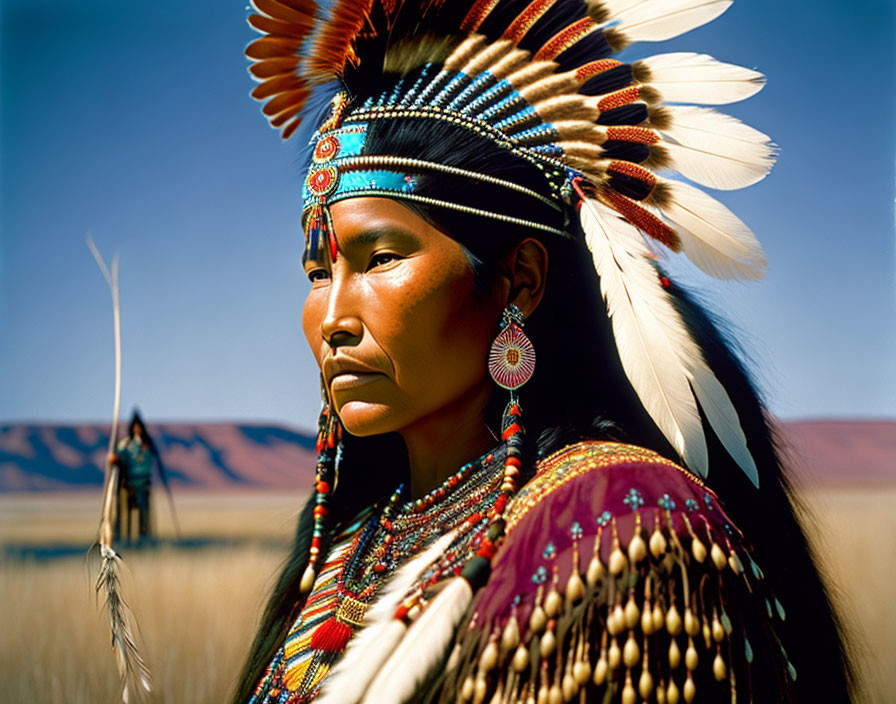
[
  {"left": 307, "top": 166, "right": 339, "bottom": 197},
  {"left": 313, "top": 134, "right": 341, "bottom": 163},
  {"left": 488, "top": 322, "right": 535, "bottom": 390}
]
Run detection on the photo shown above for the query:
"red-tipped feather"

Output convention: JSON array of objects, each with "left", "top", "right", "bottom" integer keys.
[{"left": 601, "top": 190, "right": 680, "bottom": 251}]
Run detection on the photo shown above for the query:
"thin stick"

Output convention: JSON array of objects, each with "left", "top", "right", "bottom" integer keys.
[{"left": 87, "top": 235, "right": 152, "bottom": 702}]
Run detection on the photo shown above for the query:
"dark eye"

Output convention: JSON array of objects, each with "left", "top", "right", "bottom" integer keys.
[
  {"left": 368, "top": 252, "right": 401, "bottom": 269},
  {"left": 306, "top": 268, "right": 330, "bottom": 283}
]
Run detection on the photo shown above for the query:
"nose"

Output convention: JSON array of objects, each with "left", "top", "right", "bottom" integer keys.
[{"left": 320, "top": 270, "right": 363, "bottom": 350}]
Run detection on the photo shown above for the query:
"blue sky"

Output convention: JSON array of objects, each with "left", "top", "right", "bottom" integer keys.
[{"left": 1, "top": 0, "right": 894, "bottom": 431}]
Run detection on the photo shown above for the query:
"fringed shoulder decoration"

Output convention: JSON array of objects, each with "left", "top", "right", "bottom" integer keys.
[{"left": 424, "top": 441, "right": 797, "bottom": 704}]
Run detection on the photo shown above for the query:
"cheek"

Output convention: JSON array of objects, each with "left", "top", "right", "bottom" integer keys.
[
  {"left": 301, "top": 292, "right": 326, "bottom": 364},
  {"left": 387, "top": 262, "right": 495, "bottom": 394}
]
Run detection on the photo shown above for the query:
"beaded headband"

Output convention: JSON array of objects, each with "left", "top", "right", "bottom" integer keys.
[
  {"left": 301, "top": 113, "right": 569, "bottom": 261},
  {"left": 247, "top": 0, "right": 775, "bottom": 486}
]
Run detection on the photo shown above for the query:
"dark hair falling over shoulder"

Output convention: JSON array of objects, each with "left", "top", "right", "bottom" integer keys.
[{"left": 231, "top": 119, "right": 855, "bottom": 704}]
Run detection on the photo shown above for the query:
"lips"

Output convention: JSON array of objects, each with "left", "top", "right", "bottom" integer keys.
[{"left": 323, "top": 355, "right": 387, "bottom": 392}]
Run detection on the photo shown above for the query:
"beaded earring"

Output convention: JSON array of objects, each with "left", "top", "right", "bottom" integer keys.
[
  {"left": 301, "top": 377, "right": 343, "bottom": 594},
  {"left": 464, "top": 304, "right": 535, "bottom": 587}
]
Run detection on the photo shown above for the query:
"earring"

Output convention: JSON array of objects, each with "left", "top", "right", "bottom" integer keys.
[
  {"left": 488, "top": 304, "right": 536, "bottom": 392},
  {"left": 301, "top": 376, "right": 343, "bottom": 594},
  {"left": 466, "top": 305, "right": 535, "bottom": 587}
]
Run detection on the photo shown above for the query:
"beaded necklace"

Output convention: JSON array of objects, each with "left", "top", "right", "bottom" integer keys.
[{"left": 310, "top": 447, "right": 506, "bottom": 655}]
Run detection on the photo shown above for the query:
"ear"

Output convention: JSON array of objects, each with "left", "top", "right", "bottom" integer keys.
[{"left": 499, "top": 237, "right": 549, "bottom": 318}]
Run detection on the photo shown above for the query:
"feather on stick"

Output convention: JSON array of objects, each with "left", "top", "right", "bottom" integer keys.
[{"left": 87, "top": 236, "right": 152, "bottom": 702}]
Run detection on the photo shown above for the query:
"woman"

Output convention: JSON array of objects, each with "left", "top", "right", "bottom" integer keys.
[{"left": 234, "top": 1, "right": 854, "bottom": 702}]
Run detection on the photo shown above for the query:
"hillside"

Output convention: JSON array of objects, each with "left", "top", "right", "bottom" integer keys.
[
  {"left": 0, "top": 423, "right": 317, "bottom": 492},
  {"left": 0, "top": 419, "right": 892, "bottom": 492}
]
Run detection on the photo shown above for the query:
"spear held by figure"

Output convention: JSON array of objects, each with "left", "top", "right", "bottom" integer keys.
[{"left": 87, "top": 235, "right": 152, "bottom": 703}]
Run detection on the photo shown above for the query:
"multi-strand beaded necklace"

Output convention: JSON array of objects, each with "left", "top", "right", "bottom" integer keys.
[
  {"left": 251, "top": 446, "right": 508, "bottom": 703},
  {"left": 313, "top": 447, "right": 507, "bottom": 653}
]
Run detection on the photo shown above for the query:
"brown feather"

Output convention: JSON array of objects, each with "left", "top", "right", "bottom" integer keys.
[
  {"left": 642, "top": 143, "right": 671, "bottom": 170},
  {"left": 638, "top": 85, "right": 661, "bottom": 105},
  {"left": 560, "top": 141, "right": 606, "bottom": 163},
  {"left": 248, "top": 57, "right": 300, "bottom": 79},
  {"left": 270, "top": 102, "right": 304, "bottom": 127},
  {"left": 262, "top": 88, "right": 310, "bottom": 116},
  {"left": 631, "top": 59, "right": 652, "bottom": 84},
  {"left": 505, "top": 61, "right": 557, "bottom": 90},
  {"left": 603, "top": 26, "right": 629, "bottom": 52},
  {"left": 460, "top": 38, "right": 514, "bottom": 77},
  {"left": 268, "top": 0, "right": 317, "bottom": 12},
  {"left": 489, "top": 48, "right": 530, "bottom": 78},
  {"left": 533, "top": 95, "right": 594, "bottom": 122},
  {"left": 384, "top": 35, "right": 459, "bottom": 74},
  {"left": 519, "top": 72, "right": 579, "bottom": 103},
  {"left": 554, "top": 120, "right": 607, "bottom": 143},
  {"left": 647, "top": 106, "right": 672, "bottom": 130},
  {"left": 562, "top": 154, "right": 603, "bottom": 178},
  {"left": 305, "top": 0, "right": 375, "bottom": 82},
  {"left": 584, "top": 0, "right": 610, "bottom": 24},
  {"left": 251, "top": 74, "right": 304, "bottom": 100},
  {"left": 252, "top": 0, "right": 316, "bottom": 25},
  {"left": 282, "top": 116, "right": 303, "bottom": 140},
  {"left": 443, "top": 35, "right": 487, "bottom": 71},
  {"left": 248, "top": 14, "right": 311, "bottom": 38},
  {"left": 245, "top": 36, "right": 301, "bottom": 60},
  {"left": 644, "top": 179, "right": 672, "bottom": 209}
]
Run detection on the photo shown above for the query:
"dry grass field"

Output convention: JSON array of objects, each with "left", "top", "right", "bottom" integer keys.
[{"left": 1, "top": 487, "right": 893, "bottom": 703}]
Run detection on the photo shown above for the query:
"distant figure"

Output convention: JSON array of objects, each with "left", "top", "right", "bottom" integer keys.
[{"left": 110, "top": 410, "right": 168, "bottom": 544}]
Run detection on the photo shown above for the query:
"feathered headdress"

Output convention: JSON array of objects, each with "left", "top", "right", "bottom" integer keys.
[{"left": 246, "top": 0, "right": 774, "bottom": 486}]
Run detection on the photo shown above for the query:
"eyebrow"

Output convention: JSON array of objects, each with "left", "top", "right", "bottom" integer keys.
[{"left": 303, "top": 225, "right": 419, "bottom": 265}]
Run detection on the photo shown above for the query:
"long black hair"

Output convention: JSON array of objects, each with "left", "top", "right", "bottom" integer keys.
[{"left": 231, "top": 105, "right": 855, "bottom": 703}]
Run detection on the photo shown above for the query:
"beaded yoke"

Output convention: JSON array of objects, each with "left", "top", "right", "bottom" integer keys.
[{"left": 250, "top": 441, "right": 794, "bottom": 703}]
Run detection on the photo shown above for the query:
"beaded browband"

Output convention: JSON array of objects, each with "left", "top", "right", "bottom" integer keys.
[{"left": 301, "top": 95, "right": 571, "bottom": 262}]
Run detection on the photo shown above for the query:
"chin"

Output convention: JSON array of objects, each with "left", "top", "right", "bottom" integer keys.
[{"left": 335, "top": 399, "right": 407, "bottom": 437}]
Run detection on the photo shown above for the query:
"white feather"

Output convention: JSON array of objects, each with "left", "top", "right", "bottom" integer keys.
[
  {"left": 689, "top": 362, "right": 759, "bottom": 487},
  {"left": 580, "top": 196, "right": 708, "bottom": 475},
  {"left": 316, "top": 530, "right": 459, "bottom": 704},
  {"left": 659, "top": 105, "right": 776, "bottom": 190},
  {"left": 582, "top": 195, "right": 759, "bottom": 482},
  {"left": 658, "top": 180, "right": 767, "bottom": 280},
  {"left": 639, "top": 52, "right": 765, "bottom": 105},
  {"left": 610, "top": 0, "right": 732, "bottom": 43},
  {"left": 361, "top": 577, "right": 474, "bottom": 704}
]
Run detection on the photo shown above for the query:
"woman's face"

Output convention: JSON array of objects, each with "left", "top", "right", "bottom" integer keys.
[{"left": 302, "top": 198, "right": 505, "bottom": 437}]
